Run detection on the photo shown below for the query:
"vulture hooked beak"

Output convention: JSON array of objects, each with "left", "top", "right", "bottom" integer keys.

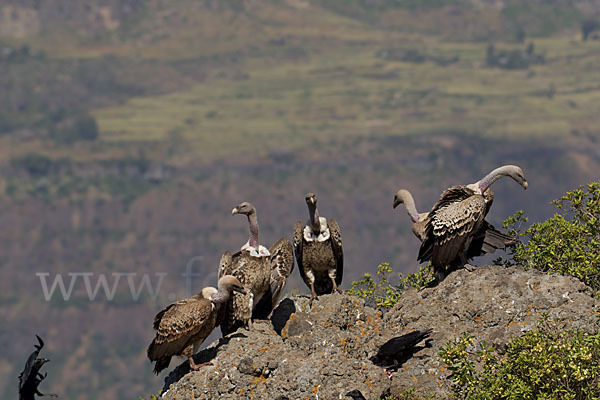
[
  {"left": 305, "top": 193, "right": 317, "bottom": 206},
  {"left": 522, "top": 180, "right": 529, "bottom": 190},
  {"left": 393, "top": 195, "right": 402, "bottom": 209},
  {"left": 232, "top": 207, "right": 239, "bottom": 215},
  {"left": 233, "top": 285, "right": 247, "bottom": 294}
]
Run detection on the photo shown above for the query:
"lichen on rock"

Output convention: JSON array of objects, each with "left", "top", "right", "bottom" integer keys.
[{"left": 160, "top": 265, "right": 600, "bottom": 399}]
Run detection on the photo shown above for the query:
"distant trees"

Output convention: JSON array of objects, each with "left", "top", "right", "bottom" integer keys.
[
  {"left": 50, "top": 113, "right": 99, "bottom": 144},
  {"left": 485, "top": 42, "right": 544, "bottom": 70},
  {"left": 581, "top": 19, "right": 599, "bottom": 41},
  {"left": 12, "top": 153, "right": 52, "bottom": 176}
]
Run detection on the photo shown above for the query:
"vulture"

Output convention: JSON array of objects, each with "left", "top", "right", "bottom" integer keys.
[
  {"left": 345, "top": 390, "right": 367, "bottom": 400},
  {"left": 147, "top": 275, "right": 246, "bottom": 374},
  {"left": 394, "top": 188, "right": 517, "bottom": 263},
  {"left": 417, "top": 165, "right": 527, "bottom": 281},
  {"left": 219, "top": 201, "right": 294, "bottom": 336},
  {"left": 18, "top": 335, "right": 56, "bottom": 400},
  {"left": 370, "top": 328, "right": 432, "bottom": 370},
  {"left": 293, "top": 193, "right": 343, "bottom": 302}
]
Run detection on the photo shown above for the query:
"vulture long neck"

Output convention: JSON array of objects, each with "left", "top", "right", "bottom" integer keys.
[
  {"left": 247, "top": 212, "right": 259, "bottom": 248},
  {"left": 477, "top": 166, "right": 513, "bottom": 193},
  {"left": 308, "top": 203, "right": 321, "bottom": 233},
  {"left": 403, "top": 195, "right": 421, "bottom": 223},
  {"left": 210, "top": 288, "right": 232, "bottom": 305}
]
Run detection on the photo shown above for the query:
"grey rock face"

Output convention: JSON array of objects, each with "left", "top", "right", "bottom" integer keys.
[
  {"left": 161, "top": 266, "right": 599, "bottom": 399},
  {"left": 385, "top": 265, "right": 600, "bottom": 398}
]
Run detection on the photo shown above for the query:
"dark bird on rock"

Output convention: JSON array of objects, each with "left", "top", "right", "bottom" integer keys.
[
  {"left": 220, "top": 202, "right": 294, "bottom": 335},
  {"left": 18, "top": 335, "right": 56, "bottom": 400},
  {"left": 293, "top": 193, "right": 343, "bottom": 303},
  {"left": 147, "top": 275, "right": 246, "bottom": 374},
  {"left": 345, "top": 389, "right": 367, "bottom": 400},
  {"left": 394, "top": 188, "right": 517, "bottom": 274},
  {"left": 417, "top": 165, "right": 527, "bottom": 281},
  {"left": 370, "top": 329, "right": 432, "bottom": 370}
]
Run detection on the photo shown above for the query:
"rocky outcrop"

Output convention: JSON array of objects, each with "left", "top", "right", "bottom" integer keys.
[{"left": 161, "top": 265, "right": 600, "bottom": 399}]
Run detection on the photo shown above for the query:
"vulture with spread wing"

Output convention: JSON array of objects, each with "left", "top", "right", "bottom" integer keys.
[{"left": 416, "top": 165, "right": 527, "bottom": 281}]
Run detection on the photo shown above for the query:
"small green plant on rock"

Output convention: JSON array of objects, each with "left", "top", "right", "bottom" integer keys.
[
  {"left": 348, "top": 262, "right": 434, "bottom": 309},
  {"left": 499, "top": 182, "right": 600, "bottom": 296},
  {"left": 439, "top": 317, "right": 600, "bottom": 400}
]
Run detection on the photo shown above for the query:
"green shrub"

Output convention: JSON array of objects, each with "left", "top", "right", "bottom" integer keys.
[
  {"left": 50, "top": 113, "right": 99, "bottom": 144},
  {"left": 440, "top": 317, "right": 600, "bottom": 400},
  {"left": 12, "top": 152, "right": 52, "bottom": 176},
  {"left": 348, "top": 262, "right": 434, "bottom": 309},
  {"left": 500, "top": 182, "right": 600, "bottom": 295},
  {"left": 582, "top": 19, "right": 599, "bottom": 41}
]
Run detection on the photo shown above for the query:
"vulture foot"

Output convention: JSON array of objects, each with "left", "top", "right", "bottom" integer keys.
[
  {"left": 189, "top": 357, "right": 212, "bottom": 371},
  {"left": 464, "top": 264, "right": 477, "bottom": 272}
]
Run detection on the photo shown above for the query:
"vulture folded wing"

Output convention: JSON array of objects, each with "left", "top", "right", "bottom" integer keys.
[
  {"left": 253, "top": 238, "right": 294, "bottom": 319},
  {"left": 431, "top": 186, "right": 474, "bottom": 211},
  {"left": 218, "top": 251, "right": 234, "bottom": 279},
  {"left": 430, "top": 195, "right": 487, "bottom": 267},
  {"left": 328, "top": 219, "right": 344, "bottom": 286},
  {"left": 293, "top": 221, "right": 307, "bottom": 284},
  {"left": 148, "top": 298, "right": 214, "bottom": 362}
]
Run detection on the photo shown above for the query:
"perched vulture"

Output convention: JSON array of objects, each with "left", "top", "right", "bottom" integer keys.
[
  {"left": 18, "top": 335, "right": 56, "bottom": 400},
  {"left": 370, "top": 328, "right": 432, "bottom": 370},
  {"left": 147, "top": 275, "right": 246, "bottom": 374},
  {"left": 394, "top": 188, "right": 517, "bottom": 264},
  {"left": 345, "top": 390, "right": 367, "bottom": 400},
  {"left": 219, "top": 202, "right": 294, "bottom": 336},
  {"left": 293, "top": 193, "right": 343, "bottom": 302},
  {"left": 417, "top": 165, "right": 527, "bottom": 281}
]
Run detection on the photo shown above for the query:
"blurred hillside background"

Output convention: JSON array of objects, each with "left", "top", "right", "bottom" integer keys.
[{"left": 1, "top": 0, "right": 599, "bottom": 398}]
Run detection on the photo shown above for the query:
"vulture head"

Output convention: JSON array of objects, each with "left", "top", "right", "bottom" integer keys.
[
  {"left": 217, "top": 275, "right": 247, "bottom": 295},
  {"left": 232, "top": 201, "right": 256, "bottom": 216},
  {"left": 305, "top": 192, "right": 317, "bottom": 207},
  {"left": 476, "top": 165, "right": 528, "bottom": 194},
  {"left": 209, "top": 275, "right": 247, "bottom": 304},
  {"left": 304, "top": 192, "right": 322, "bottom": 232}
]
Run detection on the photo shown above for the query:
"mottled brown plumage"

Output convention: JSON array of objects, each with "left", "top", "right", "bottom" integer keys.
[
  {"left": 219, "top": 202, "right": 294, "bottom": 336},
  {"left": 293, "top": 193, "right": 344, "bottom": 302},
  {"left": 147, "top": 275, "right": 245, "bottom": 374},
  {"left": 417, "top": 165, "right": 527, "bottom": 281}
]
